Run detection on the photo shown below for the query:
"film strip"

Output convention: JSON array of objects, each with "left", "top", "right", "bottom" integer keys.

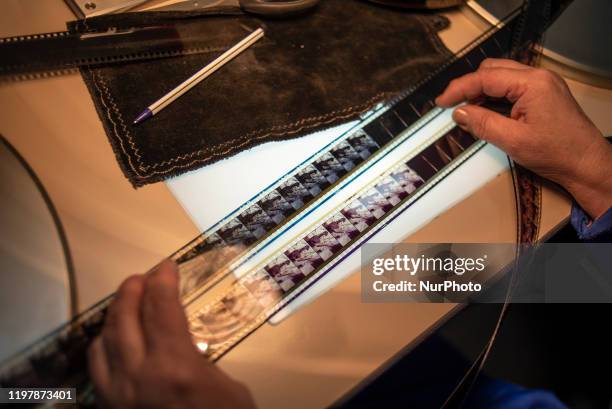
[
  {"left": 0, "top": 20, "right": 266, "bottom": 82},
  {"left": 187, "top": 124, "right": 480, "bottom": 360},
  {"left": 0, "top": 8, "right": 522, "bottom": 407},
  {"left": 172, "top": 126, "right": 389, "bottom": 301}
]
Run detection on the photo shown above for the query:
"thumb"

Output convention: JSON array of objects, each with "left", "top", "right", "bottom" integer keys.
[{"left": 452, "top": 104, "right": 524, "bottom": 152}]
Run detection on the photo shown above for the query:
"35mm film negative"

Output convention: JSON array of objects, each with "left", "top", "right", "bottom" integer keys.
[
  {"left": 187, "top": 123, "right": 480, "bottom": 360},
  {"left": 0, "top": 20, "right": 266, "bottom": 81}
]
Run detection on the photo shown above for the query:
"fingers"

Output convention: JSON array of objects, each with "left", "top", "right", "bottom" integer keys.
[
  {"left": 436, "top": 67, "right": 529, "bottom": 107},
  {"left": 88, "top": 337, "right": 111, "bottom": 396},
  {"left": 141, "top": 260, "right": 192, "bottom": 351},
  {"left": 436, "top": 58, "right": 533, "bottom": 154},
  {"left": 101, "top": 275, "right": 146, "bottom": 372},
  {"left": 479, "top": 58, "right": 530, "bottom": 70},
  {"left": 453, "top": 104, "right": 526, "bottom": 155}
]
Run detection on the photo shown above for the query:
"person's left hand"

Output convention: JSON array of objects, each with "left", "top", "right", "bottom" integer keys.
[{"left": 88, "top": 260, "right": 256, "bottom": 409}]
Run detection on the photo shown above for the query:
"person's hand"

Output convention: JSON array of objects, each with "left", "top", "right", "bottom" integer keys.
[
  {"left": 436, "top": 58, "right": 612, "bottom": 219},
  {"left": 88, "top": 260, "right": 256, "bottom": 409}
]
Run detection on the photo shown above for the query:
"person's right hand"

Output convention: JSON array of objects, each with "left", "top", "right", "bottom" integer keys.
[{"left": 436, "top": 58, "right": 612, "bottom": 219}]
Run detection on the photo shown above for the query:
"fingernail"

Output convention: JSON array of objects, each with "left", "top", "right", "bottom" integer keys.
[{"left": 453, "top": 108, "right": 469, "bottom": 130}]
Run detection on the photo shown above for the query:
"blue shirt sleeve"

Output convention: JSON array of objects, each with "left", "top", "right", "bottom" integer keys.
[
  {"left": 570, "top": 203, "right": 612, "bottom": 242},
  {"left": 466, "top": 378, "right": 568, "bottom": 409}
]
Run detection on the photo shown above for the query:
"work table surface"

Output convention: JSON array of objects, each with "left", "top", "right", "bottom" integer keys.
[{"left": 1, "top": 2, "right": 610, "bottom": 407}]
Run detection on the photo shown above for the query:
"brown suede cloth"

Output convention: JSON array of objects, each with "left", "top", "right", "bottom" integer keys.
[{"left": 80, "top": 0, "right": 452, "bottom": 187}]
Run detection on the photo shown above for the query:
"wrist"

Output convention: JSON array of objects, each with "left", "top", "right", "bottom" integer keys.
[{"left": 563, "top": 138, "right": 612, "bottom": 219}]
